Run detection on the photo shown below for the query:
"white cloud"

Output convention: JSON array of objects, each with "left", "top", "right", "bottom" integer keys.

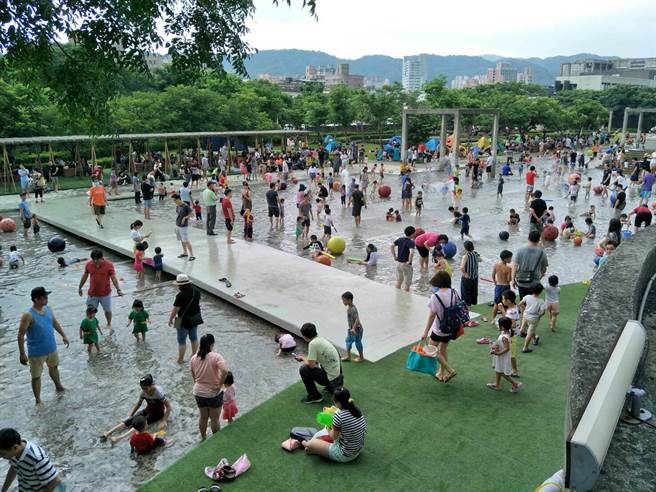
[{"left": 246, "top": 0, "right": 655, "bottom": 59}]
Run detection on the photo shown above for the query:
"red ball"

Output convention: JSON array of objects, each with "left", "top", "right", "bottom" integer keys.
[
  {"left": 378, "top": 185, "right": 391, "bottom": 198},
  {"left": 542, "top": 225, "right": 559, "bottom": 241},
  {"left": 0, "top": 218, "right": 16, "bottom": 232},
  {"left": 593, "top": 186, "right": 603, "bottom": 195},
  {"left": 332, "top": 181, "right": 341, "bottom": 192},
  {"left": 573, "top": 236, "right": 583, "bottom": 246},
  {"left": 316, "top": 255, "right": 331, "bottom": 266}
]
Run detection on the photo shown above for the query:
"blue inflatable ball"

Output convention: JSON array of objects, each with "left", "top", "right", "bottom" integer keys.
[
  {"left": 499, "top": 231, "right": 510, "bottom": 241},
  {"left": 443, "top": 241, "right": 457, "bottom": 259},
  {"left": 593, "top": 256, "right": 601, "bottom": 266},
  {"left": 47, "top": 236, "right": 66, "bottom": 253}
]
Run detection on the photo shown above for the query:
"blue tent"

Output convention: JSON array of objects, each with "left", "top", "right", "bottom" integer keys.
[
  {"left": 389, "top": 135, "right": 401, "bottom": 146},
  {"left": 383, "top": 143, "right": 394, "bottom": 153},
  {"left": 425, "top": 137, "right": 440, "bottom": 152}
]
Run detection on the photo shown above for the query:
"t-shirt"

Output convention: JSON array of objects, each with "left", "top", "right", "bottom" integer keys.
[
  {"left": 89, "top": 186, "right": 107, "bottom": 206},
  {"left": 141, "top": 181, "right": 155, "bottom": 200},
  {"left": 278, "top": 333, "right": 296, "bottom": 349},
  {"left": 176, "top": 203, "right": 192, "bottom": 227},
  {"left": 141, "top": 385, "right": 167, "bottom": 415},
  {"left": 569, "top": 184, "right": 580, "bottom": 196},
  {"left": 221, "top": 197, "right": 234, "bottom": 218},
  {"left": 299, "top": 201, "right": 312, "bottom": 219},
  {"left": 366, "top": 251, "right": 379, "bottom": 266},
  {"left": 642, "top": 173, "right": 655, "bottom": 192},
  {"left": 307, "top": 336, "right": 341, "bottom": 381},
  {"left": 333, "top": 409, "right": 366, "bottom": 457},
  {"left": 8, "top": 441, "right": 58, "bottom": 491},
  {"left": 80, "top": 317, "right": 99, "bottom": 335},
  {"left": 18, "top": 200, "right": 31, "bottom": 220},
  {"left": 84, "top": 259, "right": 116, "bottom": 297},
  {"left": 153, "top": 254, "right": 163, "bottom": 268},
  {"left": 529, "top": 198, "right": 547, "bottom": 224},
  {"left": 130, "top": 432, "right": 156, "bottom": 455},
  {"left": 615, "top": 191, "right": 626, "bottom": 208},
  {"left": 173, "top": 287, "right": 201, "bottom": 326},
  {"left": 129, "top": 310, "right": 149, "bottom": 329},
  {"left": 514, "top": 246, "right": 548, "bottom": 287},
  {"left": 522, "top": 295, "right": 546, "bottom": 321},
  {"left": 266, "top": 189, "right": 279, "bottom": 208},
  {"left": 202, "top": 187, "right": 218, "bottom": 207},
  {"left": 9, "top": 250, "right": 21, "bottom": 263},
  {"left": 428, "top": 289, "right": 462, "bottom": 336},
  {"left": 179, "top": 186, "right": 192, "bottom": 203},
  {"left": 352, "top": 190, "right": 365, "bottom": 209},
  {"left": 393, "top": 237, "right": 415, "bottom": 263},
  {"left": 190, "top": 351, "right": 228, "bottom": 397},
  {"left": 634, "top": 205, "right": 651, "bottom": 215},
  {"left": 545, "top": 285, "right": 560, "bottom": 304},
  {"left": 346, "top": 305, "right": 362, "bottom": 331},
  {"left": 526, "top": 170, "right": 537, "bottom": 186}
]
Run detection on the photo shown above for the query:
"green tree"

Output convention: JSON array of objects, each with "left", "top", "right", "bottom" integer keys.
[{"left": 328, "top": 84, "right": 356, "bottom": 135}]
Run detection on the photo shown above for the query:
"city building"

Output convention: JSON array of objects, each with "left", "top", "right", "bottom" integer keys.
[
  {"left": 258, "top": 73, "right": 304, "bottom": 93},
  {"left": 305, "top": 63, "right": 364, "bottom": 89},
  {"left": 517, "top": 67, "right": 534, "bottom": 84},
  {"left": 402, "top": 55, "right": 428, "bottom": 91},
  {"left": 486, "top": 62, "right": 518, "bottom": 84},
  {"left": 556, "top": 57, "right": 656, "bottom": 90}
]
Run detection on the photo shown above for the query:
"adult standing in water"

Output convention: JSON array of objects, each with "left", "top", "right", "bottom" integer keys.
[
  {"left": 78, "top": 249, "right": 123, "bottom": 333},
  {"left": 88, "top": 180, "right": 108, "bottom": 229},
  {"left": 140, "top": 174, "right": 155, "bottom": 220},
  {"left": 17, "top": 287, "right": 70, "bottom": 407},
  {"left": 169, "top": 274, "right": 203, "bottom": 364},
  {"left": 351, "top": 184, "right": 366, "bottom": 227},
  {"left": 189, "top": 334, "right": 229, "bottom": 440}
]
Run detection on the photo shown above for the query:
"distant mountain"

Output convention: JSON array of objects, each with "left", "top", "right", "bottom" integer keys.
[{"left": 238, "top": 50, "right": 614, "bottom": 86}]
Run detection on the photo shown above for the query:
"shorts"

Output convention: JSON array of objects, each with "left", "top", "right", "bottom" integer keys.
[
  {"left": 268, "top": 206, "right": 280, "bottom": 218},
  {"left": 525, "top": 319, "right": 540, "bottom": 336},
  {"left": 87, "top": 294, "right": 112, "bottom": 313},
  {"left": 635, "top": 211, "right": 652, "bottom": 228},
  {"left": 529, "top": 221, "right": 543, "bottom": 234},
  {"left": 328, "top": 442, "right": 360, "bottom": 463},
  {"left": 352, "top": 207, "right": 362, "bottom": 218},
  {"left": 416, "top": 245, "right": 429, "bottom": 258},
  {"left": 526, "top": 185, "right": 534, "bottom": 193},
  {"left": 547, "top": 303, "right": 560, "bottom": 315},
  {"left": 143, "top": 199, "right": 152, "bottom": 208},
  {"left": 302, "top": 218, "right": 310, "bottom": 228},
  {"left": 430, "top": 331, "right": 454, "bottom": 344},
  {"left": 93, "top": 205, "right": 106, "bottom": 215},
  {"left": 23, "top": 219, "right": 31, "bottom": 229},
  {"left": 50, "top": 176, "right": 59, "bottom": 185},
  {"left": 28, "top": 351, "right": 59, "bottom": 378},
  {"left": 494, "top": 284, "right": 510, "bottom": 305},
  {"left": 517, "top": 286, "right": 533, "bottom": 301},
  {"left": 176, "top": 325, "right": 199, "bottom": 345},
  {"left": 175, "top": 226, "right": 189, "bottom": 242},
  {"left": 640, "top": 190, "right": 652, "bottom": 200},
  {"left": 570, "top": 195, "right": 577, "bottom": 202},
  {"left": 323, "top": 225, "right": 332, "bottom": 235},
  {"left": 224, "top": 218, "right": 233, "bottom": 231},
  {"left": 123, "top": 408, "right": 164, "bottom": 427},
  {"left": 395, "top": 263, "right": 413, "bottom": 289},
  {"left": 280, "top": 346, "right": 295, "bottom": 353},
  {"left": 191, "top": 174, "right": 200, "bottom": 182},
  {"left": 194, "top": 391, "right": 224, "bottom": 409},
  {"left": 510, "top": 336, "right": 518, "bottom": 358}
]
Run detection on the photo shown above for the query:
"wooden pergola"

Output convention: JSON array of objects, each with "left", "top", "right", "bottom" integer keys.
[{"left": 0, "top": 129, "right": 310, "bottom": 191}]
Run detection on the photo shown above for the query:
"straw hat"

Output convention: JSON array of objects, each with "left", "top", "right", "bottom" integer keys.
[{"left": 173, "top": 274, "right": 191, "bottom": 286}]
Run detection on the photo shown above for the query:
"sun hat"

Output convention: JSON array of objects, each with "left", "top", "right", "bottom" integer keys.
[{"left": 173, "top": 273, "right": 191, "bottom": 285}]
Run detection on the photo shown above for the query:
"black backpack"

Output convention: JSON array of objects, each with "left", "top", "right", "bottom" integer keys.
[{"left": 434, "top": 290, "right": 465, "bottom": 335}]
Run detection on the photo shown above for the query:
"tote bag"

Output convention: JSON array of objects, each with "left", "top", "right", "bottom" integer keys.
[{"left": 405, "top": 345, "right": 437, "bottom": 376}]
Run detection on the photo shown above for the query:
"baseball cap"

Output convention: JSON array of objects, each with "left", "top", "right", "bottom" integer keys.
[{"left": 30, "top": 287, "right": 51, "bottom": 301}]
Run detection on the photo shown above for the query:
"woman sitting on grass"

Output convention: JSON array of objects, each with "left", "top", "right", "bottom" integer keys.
[{"left": 302, "top": 387, "right": 366, "bottom": 463}]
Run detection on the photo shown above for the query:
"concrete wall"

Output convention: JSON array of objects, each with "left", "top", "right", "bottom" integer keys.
[{"left": 567, "top": 226, "right": 656, "bottom": 490}]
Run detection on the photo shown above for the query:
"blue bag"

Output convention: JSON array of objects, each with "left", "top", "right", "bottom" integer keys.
[{"left": 405, "top": 345, "right": 437, "bottom": 376}]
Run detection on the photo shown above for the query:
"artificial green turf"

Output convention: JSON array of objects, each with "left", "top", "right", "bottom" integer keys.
[{"left": 139, "top": 283, "right": 588, "bottom": 492}]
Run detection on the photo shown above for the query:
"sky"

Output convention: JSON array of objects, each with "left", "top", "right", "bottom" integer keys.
[{"left": 246, "top": 0, "right": 656, "bottom": 59}]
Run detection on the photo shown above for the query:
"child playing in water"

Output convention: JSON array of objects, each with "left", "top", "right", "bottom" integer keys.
[
  {"left": 243, "top": 208, "right": 253, "bottom": 241},
  {"left": 584, "top": 217, "right": 596, "bottom": 239},
  {"left": 580, "top": 204, "right": 596, "bottom": 221},
  {"left": 386, "top": 208, "right": 394, "bottom": 221},
  {"left": 127, "top": 299, "right": 149, "bottom": 342},
  {"left": 340, "top": 184, "right": 346, "bottom": 208},
  {"left": 8, "top": 245, "right": 24, "bottom": 269},
  {"left": 275, "top": 333, "right": 296, "bottom": 355},
  {"left": 497, "top": 175, "right": 504, "bottom": 199},
  {"left": 222, "top": 372, "right": 238, "bottom": 423},
  {"left": 351, "top": 243, "right": 380, "bottom": 266},
  {"left": 341, "top": 291, "right": 364, "bottom": 362},
  {"left": 415, "top": 191, "right": 423, "bottom": 217},
  {"left": 31, "top": 214, "right": 40, "bottom": 234},
  {"left": 303, "top": 235, "right": 324, "bottom": 259},
  {"left": 491, "top": 250, "right": 513, "bottom": 321},
  {"left": 371, "top": 180, "right": 379, "bottom": 200},
  {"left": 460, "top": 207, "right": 471, "bottom": 240},
  {"left": 129, "top": 416, "right": 171, "bottom": 455},
  {"left": 193, "top": 200, "right": 202, "bottom": 221},
  {"left": 507, "top": 208, "right": 520, "bottom": 226},
  {"left": 295, "top": 216, "right": 303, "bottom": 241},
  {"left": 57, "top": 257, "right": 86, "bottom": 267},
  {"left": 315, "top": 197, "right": 324, "bottom": 220},
  {"left": 519, "top": 284, "right": 546, "bottom": 353},
  {"left": 448, "top": 206, "right": 462, "bottom": 225},
  {"left": 433, "top": 248, "right": 451, "bottom": 276},
  {"left": 134, "top": 243, "right": 146, "bottom": 279},
  {"left": 394, "top": 210, "right": 402, "bottom": 222},
  {"left": 545, "top": 275, "right": 560, "bottom": 332},
  {"left": 80, "top": 305, "right": 103, "bottom": 354},
  {"left": 158, "top": 182, "right": 167, "bottom": 201},
  {"left": 584, "top": 176, "right": 592, "bottom": 200},
  {"left": 278, "top": 197, "right": 285, "bottom": 222},
  {"left": 322, "top": 206, "right": 336, "bottom": 242},
  {"left": 153, "top": 247, "right": 163, "bottom": 281},
  {"left": 487, "top": 317, "right": 522, "bottom": 393}
]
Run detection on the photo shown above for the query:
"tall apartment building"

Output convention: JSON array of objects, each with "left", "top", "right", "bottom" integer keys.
[
  {"left": 487, "top": 62, "right": 518, "bottom": 84},
  {"left": 402, "top": 55, "right": 428, "bottom": 91}
]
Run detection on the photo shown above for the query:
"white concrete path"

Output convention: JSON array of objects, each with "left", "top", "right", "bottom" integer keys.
[{"left": 33, "top": 195, "right": 436, "bottom": 362}]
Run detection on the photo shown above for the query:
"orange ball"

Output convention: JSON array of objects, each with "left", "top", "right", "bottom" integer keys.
[
  {"left": 573, "top": 236, "right": 583, "bottom": 246},
  {"left": 316, "top": 255, "right": 331, "bottom": 266}
]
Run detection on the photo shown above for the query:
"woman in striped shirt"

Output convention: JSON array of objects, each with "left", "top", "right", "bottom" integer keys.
[
  {"left": 302, "top": 387, "right": 366, "bottom": 463},
  {"left": 460, "top": 240, "right": 480, "bottom": 306}
]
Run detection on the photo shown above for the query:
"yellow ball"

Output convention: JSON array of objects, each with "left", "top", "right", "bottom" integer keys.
[{"left": 327, "top": 236, "right": 346, "bottom": 255}]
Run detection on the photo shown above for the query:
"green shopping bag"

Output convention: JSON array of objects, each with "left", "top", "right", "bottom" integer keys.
[{"left": 405, "top": 345, "right": 437, "bottom": 375}]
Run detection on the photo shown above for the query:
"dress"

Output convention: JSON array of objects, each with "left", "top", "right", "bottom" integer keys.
[
  {"left": 129, "top": 309, "right": 149, "bottom": 334},
  {"left": 134, "top": 250, "right": 145, "bottom": 273},
  {"left": 492, "top": 333, "right": 512, "bottom": 375},
  {"left": 222, "top": 386, "right": 238, "bottom": 420}
]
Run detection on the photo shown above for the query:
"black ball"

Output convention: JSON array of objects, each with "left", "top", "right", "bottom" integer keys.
[
  {"left": 498, "top": 231, "right": 510, "bottom": 241},
  {"left": 47, "top": 236, "right": 66, "bottom": 253},
  {"left": 279, "top": 182, "right": 288, "bottom": 190}
]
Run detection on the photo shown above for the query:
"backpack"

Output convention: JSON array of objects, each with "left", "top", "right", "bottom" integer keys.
[{"left": 433, "top": 290, "right": 469, "bottom": 335}]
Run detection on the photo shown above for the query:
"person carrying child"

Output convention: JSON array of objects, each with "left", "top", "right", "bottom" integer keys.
[
  {"left": 222, "top": 372, "right": 238, "bottom": 423},
  {"left": 275, "top": 333, "right": 296, "bottom": 356},
  {"left": 127, "top": 299, "right": 149, "bottom": 342},
  {"left": 129, "top": 416, "right": 172, "bottom": 455},
  {"left": 340, "top": 291, "right": 364, "bottom": 363},
  {"left": 487, "top": 317, "right": 522, "bottom": 393},
  {"left": 545, "top": 275, "right": 560, "bottom": 332},
  {"left": 518, "top": 284, "right": 547, "bottom": 353},
  {"left": 80, "top": 305, "right": 103, "bottom": 354}
]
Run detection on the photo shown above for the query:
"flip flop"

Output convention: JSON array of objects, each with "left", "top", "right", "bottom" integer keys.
[
  {"left": 486, "top": 383, "right": 501, "bottom": 391},
  {"left": 234, "top": 292, "right": 245, "bottom": 298},
  {"left": 434, "top": 374, "right": 444, "bottom": 382},
  {"left": 218, "top": 278, "right": 227, "bottom": 282},
  {"left": 510, "top": 382, "right": 524, "bottom": 393},
  {"left": 465, "top": 320, "right": 480, "bottom": 327},
  {"left": 225, "top": 281, "right": 232, "bottom": 288},
  {"left": 476, "top": 337, "right": 491, "bottom": 344},
  {"left": 480, "top": 316, "right": 489, "bottom": 322},
  {"left": 177, "top": 254, "right": 188, "bottom": 258}
]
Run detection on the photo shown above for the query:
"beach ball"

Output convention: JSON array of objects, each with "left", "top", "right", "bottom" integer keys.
[
  {"left": 0, "top": 218, "right": 16, "bottom": 232},
  {"left": 499, "top": 231, "right": 510, "bottom": 241},
  {"left": 568, "top": 172, "right": 581, "bottom": 185},
  {"left": 378, "top": 185, "right": 391, "bottom": 198},
  {"left": 47, "top": 236, "right": 66, "bottom": 253},
  {"left": 316, "top": 255, "right": 331, "bottom": 266},
  {"left": 327, "top": 236, "right": 346, "bottom": 255},
  {"left": 594, "top": 245, "right": 604, "bottom": 257},
  {"left": 594, "top": 256, "right": 601, "bottom": 266},
  {"left": 414, "top": 227, "right": 425, "bottom": 237},
  {"left": 593, "top": 186, "right": 603, "bottom": 195},
  {"left": 442, "top": 241, "right": 457, "bottom": 259},
  {"left": 573, "top": 236, "right": 583, "bottom": 246},
  {"left": 542, "top": 225, "right": 559, "bottom": 242}
]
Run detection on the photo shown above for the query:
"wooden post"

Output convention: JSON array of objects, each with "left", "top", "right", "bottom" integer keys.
[
  {"left": 91, "top": 142, "right": 97, "bottom": 167},
  {"left": 2, "top": 144, "right": 16, "bottom": 192},
  {"left": 75, "top": 143, "right": 81, "bottom": 177},
  {"left": 226, "top": 137, "right": 232, "bottom": 169},
  {"left": 111, "top": 144, "right": 116, "bottom": 168},
  {"left": 35, "top": 144, "right": 42, "bottom": 171},
  {"left": 207, "top": 138, "right": 213, "bottom": 169},
  {"left": 491, "top": 112, "right": 500, "bottom": 178},
  {"left": 164, "top": 139, "right": 171, "bottom": 176},
  {"left": 48, "top": 144, "right": 55, "bottom": 165},
  {"left": 128, "top": 141, "right": 134, "bottom": 174}
]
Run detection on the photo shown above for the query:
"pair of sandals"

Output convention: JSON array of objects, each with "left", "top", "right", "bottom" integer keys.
[
  {"left": 434, "top": 372, "right": 457, "bottom": 383},
  {"left": 219, "top": 277, "right": 245, "bottom": 298},
  {"left": 197, "top": 487, "right": 221, "bottom": 492},
  {"left": 177, "top": 254, "right": 196, "bottom": 261}
]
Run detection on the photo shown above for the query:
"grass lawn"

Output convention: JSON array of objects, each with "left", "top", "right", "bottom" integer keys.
[{"left": 139, "top": 283, "right": 587, "bottom": 492}]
